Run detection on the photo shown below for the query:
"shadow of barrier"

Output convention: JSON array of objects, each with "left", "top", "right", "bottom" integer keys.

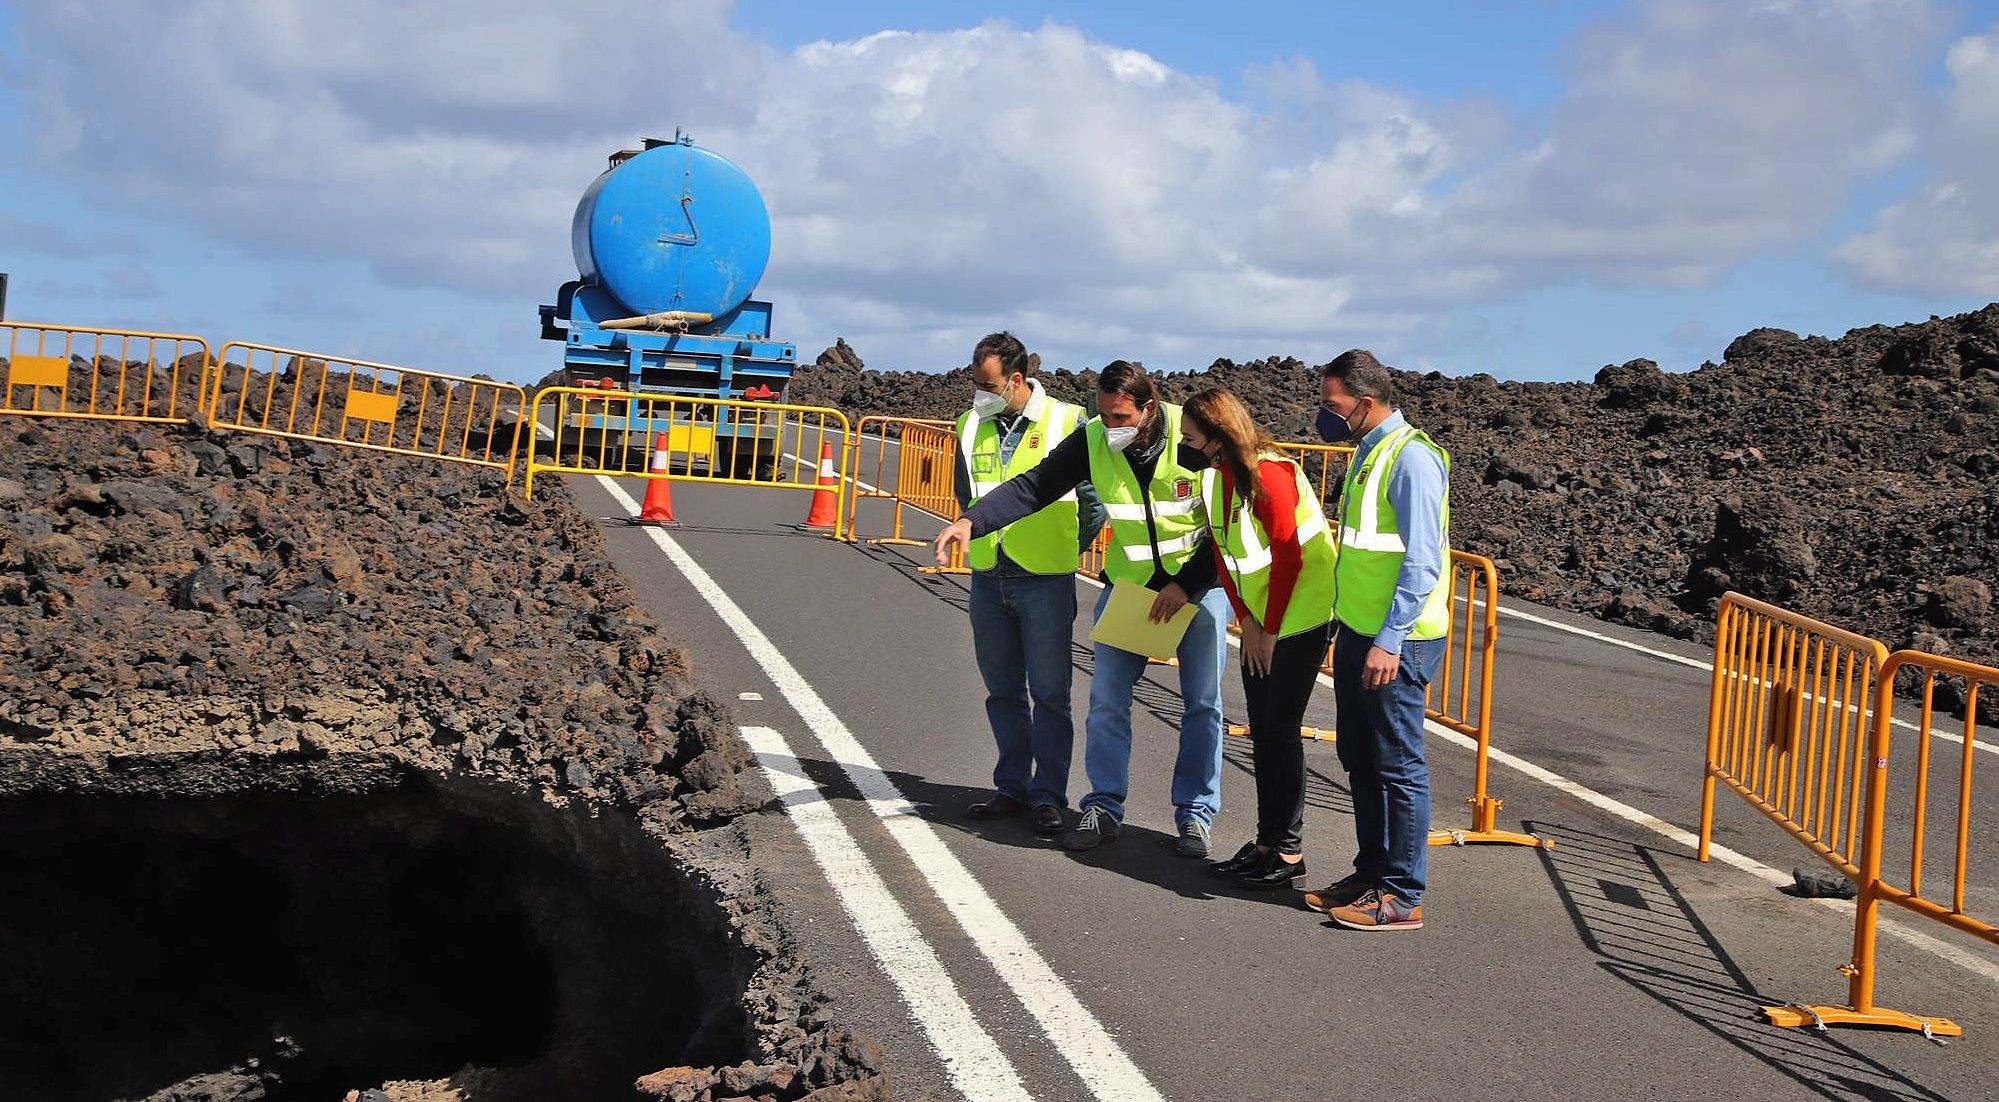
[
  {"left": 523, "top": 386, "right": 853, "bottom": 539},
  {"left": 2, "top": 322, "right": 212, "bottom": 426},
  {"left": 1699, "top": 591, "right": 1999, "bottom": 1039},
  {"left": 205, "top": 342, "right": 525, "bottom": 479},
  {"left": 845, "top": 417, "right": 964, "bottom": 571}
]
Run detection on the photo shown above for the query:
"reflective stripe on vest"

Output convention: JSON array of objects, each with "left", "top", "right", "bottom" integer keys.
[
  {"left": 1083, "top": 403, "right": 1205, "bottom": 585},
  {"left": 1200, "top": 456, "right": 1338, "bottom": 638},
  {"left": 956, "top": 382, "right": 1086, "bottom": 574},
  {"left": 1333, "top": 425, "right": 1452, "bottom": 640}
]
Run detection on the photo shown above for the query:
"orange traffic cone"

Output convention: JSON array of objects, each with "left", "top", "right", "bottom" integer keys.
[
  {"left": 633, "top": 432, "right": 677, "bottom": 525},
  {"left": 800, "top": 439, "right": 840, "bottom": 530}
]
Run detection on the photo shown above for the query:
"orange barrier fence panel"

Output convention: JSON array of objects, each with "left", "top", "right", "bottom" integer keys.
[
  {"left": 2, "top": 322, "right": 211, "bottom": 425},
  {"left": 1079, "top": 525, "right": 1112, "bottom": 581},
  {"left": 1764, "top": 649, "right": 1998, "bottom": 1039},
  {"left": 845, "top": 416, "right": 954, "bottom": 544},
  {"left": 1698, "top": 593, "right": 1998, "bottom": 1038},
  {"left": 1424, "top": 551, "right": 1542, "bottom": 847},
  {"left": 205, "top": 342, "right": 524, "bottom": 478},
  {"left": 1271, "top": 440, "right": 1355, "bottom": 518},
  {"left": 839, "top": 417, "right": 963, "bottom": 570},
  {"left": 1698, "top": 593, "right": 1890, "bottom": 879},
  {"left": 522, "top": 387, "right": 854, "bottom": 539}
]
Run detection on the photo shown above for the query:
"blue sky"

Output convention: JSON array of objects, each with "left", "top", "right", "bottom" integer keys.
[{"left": 3, "top": 2, "right": 1997, "bottom": 385}]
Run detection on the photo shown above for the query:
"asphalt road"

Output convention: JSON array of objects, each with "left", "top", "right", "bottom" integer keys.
[{"left": 554, "top": 454, "right": 1998, "bottom": 1102}]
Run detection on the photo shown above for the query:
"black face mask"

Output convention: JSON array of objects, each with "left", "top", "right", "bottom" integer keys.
[{"left": 1176, "top": 441, "right": 1212, "bottom": 472}]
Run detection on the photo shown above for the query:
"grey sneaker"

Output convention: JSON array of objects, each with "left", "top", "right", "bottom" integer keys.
[
  {"left": 1062, "top": 806, "right": 1120, "bottom": 851},
  {"left": 1175, "top": 819, "right": 1211, "bottom": 858}
]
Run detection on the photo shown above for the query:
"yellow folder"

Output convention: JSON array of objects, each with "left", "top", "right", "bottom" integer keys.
[{"left": 1088, "top": 579, "right": 1199, "bottom": 660}]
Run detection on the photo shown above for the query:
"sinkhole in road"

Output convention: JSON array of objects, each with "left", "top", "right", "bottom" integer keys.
[{"left": 0, "top": 765, "right": 753, "bottom": 1101}]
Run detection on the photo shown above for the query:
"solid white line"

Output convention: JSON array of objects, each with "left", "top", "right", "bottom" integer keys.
[
  {"left": 598, "top": 476, "right": 1170, "bottom": 1102},
  {"left": 743, "top": 725, "right": 1031, "bottom": 1102}
]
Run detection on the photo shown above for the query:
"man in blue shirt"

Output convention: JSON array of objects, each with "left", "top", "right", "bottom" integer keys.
[{"left": 1301, "top": 349, "right": 1450, "bottom": 932}]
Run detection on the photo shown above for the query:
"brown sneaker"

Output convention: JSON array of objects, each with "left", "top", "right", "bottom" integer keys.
[
  {"left": 1302, "top": 874, "right": 1370, "bottom": 914},
  {"left": 1328, "top": 888, "right": 1423, "bottom": 931}
]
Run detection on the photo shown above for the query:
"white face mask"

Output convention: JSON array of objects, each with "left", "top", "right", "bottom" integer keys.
[
  {"left": 970, "top": 383, "right": 1012, "bottom": 419},
  {"left": 1104, "top": 425, "right": 1139, "bottom": 452}
]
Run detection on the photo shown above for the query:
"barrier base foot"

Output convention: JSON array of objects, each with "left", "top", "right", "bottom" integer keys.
[
  {"left": 1428, "top": 828, "right": 1549, "bottom": 849},
  {"left": 917, "top": 565, "right": 971, "bottom": 576},
  {"left": 1227, "top": 723, "right": 1335, "bottom": 741},
  {"left": 1762, "top": 1003, "right": 1962, "bottom": 1039},
  {"left": 868, "top": 537, "right": 926, "bottom": 547}
]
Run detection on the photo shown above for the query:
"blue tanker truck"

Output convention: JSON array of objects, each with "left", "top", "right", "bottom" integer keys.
[{"left": 538, "top": 133, "right": 796, "bottom": 479}]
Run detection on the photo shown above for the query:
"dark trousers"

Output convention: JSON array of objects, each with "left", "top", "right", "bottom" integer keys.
[
  {"left": 1331, "top": 626, "right": 1445, "bottom": 905},
  {"left": 969, "top": 570, "right": 1079, "bottom": 808},
  {"left": 1240, "top": 620, "right": 1335, "bottom": 855}
]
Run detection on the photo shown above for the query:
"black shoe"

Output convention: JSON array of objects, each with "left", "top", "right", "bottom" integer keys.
[
  {"left": 1030, "top": 804, "right": 1065, "bottom": 835},
  {"left": 1208, "top": 842, "right": 1269, "bottom": 879},
  {"left": 1236, "top": 855, "right": 1307, "bottom": 890},
  {"left": 966, "top": 792, "right": 1028, "bottom": 820},
  {"left": 1062, "top": 807, "right": 1119, "bottom": 851}
]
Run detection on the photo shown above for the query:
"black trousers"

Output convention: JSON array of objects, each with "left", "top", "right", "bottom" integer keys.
[{"left": 1240, "top": 619, "right": 1334, "bottom": 854}]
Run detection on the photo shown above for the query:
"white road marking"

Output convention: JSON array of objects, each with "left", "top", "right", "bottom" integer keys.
[
  {"left": 742, "top": 725, "right": 1031, "bottom": 1102},
  {"left": 599, "top": 476, "right": 1171, "bottom": 1102},
  {"left": 739, "top": 691, "right": 764, "bottom": 701},
  {"left": 804, "top": 446, "right": 1999, "bottom": 980}
]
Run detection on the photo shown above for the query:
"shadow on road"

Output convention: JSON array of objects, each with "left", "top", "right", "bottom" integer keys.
[{"left": 1526, "top": 821, "right": 1954, "bottom": 1102}]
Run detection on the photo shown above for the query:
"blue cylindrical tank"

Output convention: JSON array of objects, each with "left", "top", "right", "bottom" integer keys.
[{"left": 571, "top": 139, "right": 772, "bottom": 319}]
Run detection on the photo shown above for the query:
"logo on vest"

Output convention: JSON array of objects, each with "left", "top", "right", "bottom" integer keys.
[
  {"left": 1027, "top": 433, "right": 1040, "bottom": 449},
  {"left": 1173, "top": 478, "right": 1193, "bottom": 500}
]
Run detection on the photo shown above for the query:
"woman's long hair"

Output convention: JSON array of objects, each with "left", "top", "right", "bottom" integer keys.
[{"left": 1183, "top": 387, "right": 1275, "bottom": 509}]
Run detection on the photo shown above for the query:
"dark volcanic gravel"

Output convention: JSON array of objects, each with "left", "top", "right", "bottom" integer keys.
[
  {"left": 791, "top": 308, "right": 1999, "bottom": 682},
  {"left": 0, "top": 409, "right": 888, "bottom": 1101}
]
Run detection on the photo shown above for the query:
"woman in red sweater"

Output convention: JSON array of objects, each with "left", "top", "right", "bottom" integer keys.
[{"left": 1179, "top": 389, "right": 1339, "bottom": 890}]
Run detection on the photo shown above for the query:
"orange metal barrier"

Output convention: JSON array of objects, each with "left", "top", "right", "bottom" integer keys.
[
  {"left": 1079, "top": 525, "right": 1112, "bottom": 580},
  {"left": 2, "top": 322, "right": 211, "bottom": 424},
  {"left": 841, "top": 417, "right": 965, "bottom": 570},
  {"left": 1698, "top": 592, "right": 1999, "bottom": 1038},
  {"left": 206, "top": 342, "right": 524, "bottom": 478},
  {"left": 1424, "top": 551, "right": 1541, "bottom": 847},
  {"left": 846, "top": 416, "right": 956, "bottom": 544},
  {"left": 1270, "top": 440, "right": 1355, "bottom": 517},
  {"left": 1699, "top": 593, "right": 1889, "bottom": 879},
  {"left": 523, "top": 386, "right": 854, "bottom": 538},
  {"left": 1761, "top": 649, "right": 1998, "bottom": 1039}
]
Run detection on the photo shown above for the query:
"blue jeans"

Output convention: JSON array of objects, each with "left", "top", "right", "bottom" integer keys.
[
  {"left": 1332, "top": 626, "right": 1445, "bottom": 906},
  {"left": 969, "top": 570, "right": 1080, "bottom": 808},
  {"left": 1081, "top": 584, "right": 1230, "bottom": 827}
]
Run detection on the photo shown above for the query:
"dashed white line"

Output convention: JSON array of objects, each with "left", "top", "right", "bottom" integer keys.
[{"left": 599, "top": 476, "right": 1171, "bottom": 1102}]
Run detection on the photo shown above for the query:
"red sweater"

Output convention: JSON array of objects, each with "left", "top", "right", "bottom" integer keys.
[{"left": 1210, "top": 460, "right": 1304, "bottom": 631}]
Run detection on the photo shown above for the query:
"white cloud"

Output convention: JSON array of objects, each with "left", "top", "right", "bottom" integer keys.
[
  {"left": 2, "top": 1, "right": 1959, "bottom": 373},
  {"left": 1836, "top": 23, "right": 1999, "bottom": 295}
]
